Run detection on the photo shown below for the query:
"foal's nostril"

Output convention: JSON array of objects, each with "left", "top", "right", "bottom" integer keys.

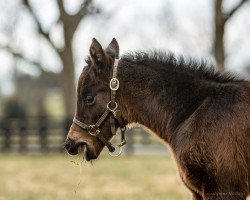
[
  {"left": 65, "top": 139, "right": 80, "bottom": 155},
  {"left": 65, "top": 141, "right": 70, "bottom": 150},
  {"left": 65, "top": 139, "right": 74, "bottom": 151}
]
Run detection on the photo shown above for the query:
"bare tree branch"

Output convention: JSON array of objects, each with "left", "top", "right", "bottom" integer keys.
[
  {"left": 73, "top": 0, "right": 91, "bottom": 27},
  {"left": 23, "top": 0, "right": 59, "bottom": 51},
  {"left": 57, "top": 0, "right": 100, "bottom": 33},
  {"left": 56, "top": 0, "right": 69, "bottom": 21},
  {"left": 224, "top": 0, "right": 250, "bottom": 22},
  {"left": 0, "top": 45, "right": 46, "bottom": 73}
]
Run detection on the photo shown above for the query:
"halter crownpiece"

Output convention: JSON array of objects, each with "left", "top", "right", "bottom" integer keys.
[{"left": 73, "top": 58, "right": 127, "bottom": 157}]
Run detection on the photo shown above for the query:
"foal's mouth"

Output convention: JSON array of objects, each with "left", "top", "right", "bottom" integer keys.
[{"left": 65, "top": 141, "right": 97, "bottom": 161}]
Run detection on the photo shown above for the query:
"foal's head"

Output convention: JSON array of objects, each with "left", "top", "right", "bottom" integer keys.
[{"left": 65, "top": 38, "right": 121, "bottom": 161}]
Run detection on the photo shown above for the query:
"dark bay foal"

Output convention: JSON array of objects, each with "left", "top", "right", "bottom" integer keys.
[{"left": 66, "top": 38, "right": 250, "bottom": 200}]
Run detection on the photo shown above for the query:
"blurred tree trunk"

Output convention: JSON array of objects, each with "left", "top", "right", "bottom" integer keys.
[
  {"left": 214, "top": 0, "right": 225, "bottom": 72},
  {"left": 214, "top": 0, "right": 249, "bottom": 72},
  {"left": 23, "top": 0, "right": 99, "bottom": 117}
]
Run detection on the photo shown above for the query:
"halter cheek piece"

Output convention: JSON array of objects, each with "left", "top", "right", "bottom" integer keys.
[{"left": 73, "top": 58, "right": 127, "bottom": 157}]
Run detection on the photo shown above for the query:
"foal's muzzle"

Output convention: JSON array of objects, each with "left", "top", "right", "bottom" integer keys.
[{"left": 65, "top": 138, "right": 98, "bottom": 161}]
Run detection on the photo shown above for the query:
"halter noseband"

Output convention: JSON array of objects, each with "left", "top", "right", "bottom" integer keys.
[{"left": 73, "top": 58, "right": 127, "bottom": 157}]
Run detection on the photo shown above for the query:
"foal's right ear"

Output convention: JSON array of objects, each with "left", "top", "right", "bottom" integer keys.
[
  {"left": 89, "top": 38, "right": 105, "bottom": 67},
  {"left": 106, "top": 38, "right": 119, "bottom": 59}
]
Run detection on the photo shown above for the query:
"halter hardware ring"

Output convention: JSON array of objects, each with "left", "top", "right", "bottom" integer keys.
[
  {"left": 107, "top": 101, "right": 118, "bottom": 112},
  {"left": 88, "top": 125, "right": 100, "bottom": 136},
  {"left": 109, "top": 145, "right": 123, "bottom": 157},
  {"left": 109, "top": 78, "right": 119, "bottom": 91}
]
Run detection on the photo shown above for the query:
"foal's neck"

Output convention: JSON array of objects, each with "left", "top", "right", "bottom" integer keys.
[{"left": 117, "top": 59, "right": 210, "bottom": 144}]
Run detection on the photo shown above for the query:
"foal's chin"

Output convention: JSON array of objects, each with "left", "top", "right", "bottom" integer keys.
[{"left": 83, "top": 144, "right": 99, "bottom": 161}]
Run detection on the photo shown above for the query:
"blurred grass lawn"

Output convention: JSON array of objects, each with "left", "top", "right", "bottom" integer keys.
[{"left": 0, "top": 154, "right": 191, "bottom": 200}]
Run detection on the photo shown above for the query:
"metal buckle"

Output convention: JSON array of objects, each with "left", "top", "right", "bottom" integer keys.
[
  {"left": 107, "top": 101, "right": 118, "bottom": 112},
  {"left": 88, "top": 125, "right": 100, "bottom": 136},
  {"left": 109, "top": 78, "right": 119, "bottom": 91}
]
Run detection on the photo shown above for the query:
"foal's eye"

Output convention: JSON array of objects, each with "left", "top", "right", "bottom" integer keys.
[{"left": 85, "top": 95, "right": 96, "bottom": 105}]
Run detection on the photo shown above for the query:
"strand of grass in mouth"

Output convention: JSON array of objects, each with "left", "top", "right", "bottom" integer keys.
[
  {"left": 71, "top": 154, "right": 83, "bottom": 174},
  {"left": 70, "top": 154, "right": 85, "bottom": 197}
]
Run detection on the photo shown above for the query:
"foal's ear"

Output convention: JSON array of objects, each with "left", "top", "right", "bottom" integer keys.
[
  {"left": 89, "top": 38, "right": 105, "bottom": 66},
  {"left": 106, "top": 38, "right": 119, "bottom": 59}
]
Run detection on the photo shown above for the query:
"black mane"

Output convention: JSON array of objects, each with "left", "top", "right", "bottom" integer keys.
[{"left": 122, "top": 51, "right": 245, "bottom": 83}]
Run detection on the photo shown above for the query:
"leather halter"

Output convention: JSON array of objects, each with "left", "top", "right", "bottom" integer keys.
[{"left": 73, "top": 58, "right": 127, "bottom": 156}]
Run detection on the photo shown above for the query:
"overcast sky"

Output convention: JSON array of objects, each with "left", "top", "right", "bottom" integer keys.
[{"left": 0, "top": 0, "right": 250, "bottom": 95}]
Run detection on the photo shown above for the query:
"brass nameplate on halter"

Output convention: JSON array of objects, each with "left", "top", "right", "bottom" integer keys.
[{"left": 110, "top": 78, "right": 119, "bottom": 91}]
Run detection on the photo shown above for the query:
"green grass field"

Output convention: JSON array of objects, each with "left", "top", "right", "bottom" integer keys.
[{"left": 0, "top": 154, "right": 191, "bottom": 200}]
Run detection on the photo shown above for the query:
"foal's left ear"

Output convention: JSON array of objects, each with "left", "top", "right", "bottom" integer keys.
[{"left": 106, "top": 38, "right": 119, "bottom": 59}]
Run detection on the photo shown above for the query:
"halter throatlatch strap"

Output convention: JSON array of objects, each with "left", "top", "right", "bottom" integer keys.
[
  {"left": 109, "top": 58, "right": 127, "bottom": 149},
  {"left": 110, "top": 59, "right": 119, "bottom": 136},
  {"left": 73, "top": 57, "right": 126, "bottom": 155}
]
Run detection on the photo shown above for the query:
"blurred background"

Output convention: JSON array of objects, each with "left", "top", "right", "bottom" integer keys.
[{"left": 0, "top": 0, "right": 250, "bottom": 199}]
